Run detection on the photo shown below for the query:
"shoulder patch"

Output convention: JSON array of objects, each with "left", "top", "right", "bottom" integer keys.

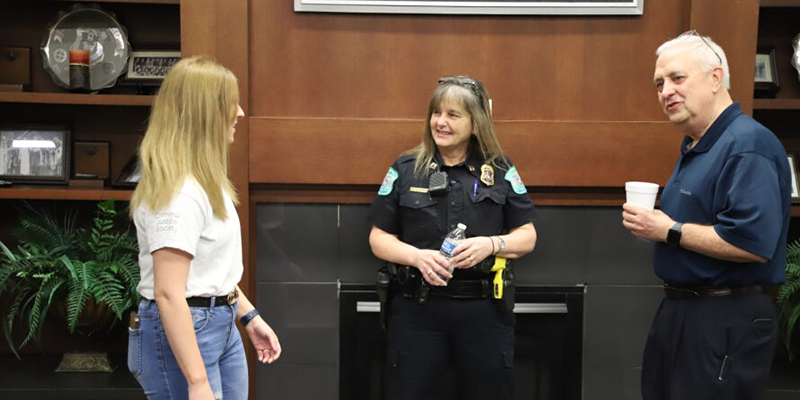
[
  {"left": 378, "top": 167, "right": 399, "bottom": 196},
  {"left": 504, "top": 166, "right": 527, "bottom": 195}
]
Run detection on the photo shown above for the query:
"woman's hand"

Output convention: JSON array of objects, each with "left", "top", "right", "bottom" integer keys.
[
  {"left": 412, "top": 249, "right": 452, "bottom": 286},
  {"left": 188, "top": 380, "right": 216, "bottom": 400},
  {"left": 245, "top": 316, "right": 282, "bottom": 364},
  {"left": 450, "top": 237, "right": 495, "bottom": 269}
]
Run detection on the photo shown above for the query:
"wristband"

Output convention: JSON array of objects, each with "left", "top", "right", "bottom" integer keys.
[
  {"left": 489, "top": 236, "right": 496, "bottom": 255},
  {"left": 240, "top": 309, "right": 260, "bottom": 327}
]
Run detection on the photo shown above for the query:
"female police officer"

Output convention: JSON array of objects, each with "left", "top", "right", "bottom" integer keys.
[{"left": 369, "top": 75, "right": 537, "bottom": 400}]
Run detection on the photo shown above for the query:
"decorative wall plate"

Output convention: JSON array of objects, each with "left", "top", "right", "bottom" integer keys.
[{"left": 40, "top": 4, "right": 131, "bottom": 91}]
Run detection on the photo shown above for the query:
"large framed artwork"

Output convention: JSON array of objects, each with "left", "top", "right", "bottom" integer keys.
[{"left": 294, "top": 0, "right": 644, "bottom": 15}]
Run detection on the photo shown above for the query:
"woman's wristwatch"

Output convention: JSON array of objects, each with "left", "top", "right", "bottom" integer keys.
[
  {"left": 240, "top": 309, "right": 260, "bottom": 327},
  {"left": 495, "top": 236, "right": 506, "bottom": 255}
]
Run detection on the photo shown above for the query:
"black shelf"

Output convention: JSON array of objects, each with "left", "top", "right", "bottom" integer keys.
[{"left": 0, "top": 354, "right": 144, "bottom": 399}]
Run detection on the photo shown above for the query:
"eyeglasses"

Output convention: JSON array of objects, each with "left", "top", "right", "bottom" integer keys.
[
  {"left": 678, "top": 30, "right": 723, "bottom": 65},
  {"left": 438, "top": 76, "right": 482, "bottom": 96}
]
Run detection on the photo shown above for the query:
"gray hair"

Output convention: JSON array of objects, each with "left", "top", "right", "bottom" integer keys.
[{"left": 656, "top": 33, "right": 730, "bottom": 90}]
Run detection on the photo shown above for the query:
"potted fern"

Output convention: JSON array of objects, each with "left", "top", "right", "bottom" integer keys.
[
  {"left": 778, "top": 238, "right": 800, "bottom": 362},
  {"left": 0, "top": 199, "right": 139, "bottom": 369}
]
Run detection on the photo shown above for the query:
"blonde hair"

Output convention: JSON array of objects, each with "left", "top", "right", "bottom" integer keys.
[
  {"left": 131, "top": 55, "right": 239, "bottom": 220},
  {"left": 407, "top": 76, "right": 506, "bottom": 177}
]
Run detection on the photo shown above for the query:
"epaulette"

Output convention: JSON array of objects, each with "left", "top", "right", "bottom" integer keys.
[{"left": 396, "top": 154, "right": 417, "bottom": 164}]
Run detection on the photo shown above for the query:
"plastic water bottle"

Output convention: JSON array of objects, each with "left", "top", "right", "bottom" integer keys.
[{"left": 439, "top": 223, "right": 466, "bottom": 281}]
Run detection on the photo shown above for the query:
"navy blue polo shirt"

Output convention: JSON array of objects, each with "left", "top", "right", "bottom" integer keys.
[{"left": 654, "top": 102, "right": 790, "bottom": 286}]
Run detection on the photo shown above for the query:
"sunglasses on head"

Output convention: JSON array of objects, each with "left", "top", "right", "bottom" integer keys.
[
  {"left": 438, "top": 76, "right": 482, "bottom": 96},
  {"left": 678, "top": 30, "right": 723, "bottom": 65}
]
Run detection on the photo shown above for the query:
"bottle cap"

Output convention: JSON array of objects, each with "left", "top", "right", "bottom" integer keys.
[
  {"left": 69, "top": 50, "right": 90, "bottom": 65},
  {"left": 457, "top": 223, "right": 466, "bottom": 229}
]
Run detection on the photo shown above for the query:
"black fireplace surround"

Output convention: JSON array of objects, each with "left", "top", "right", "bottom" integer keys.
[{"left": 339, "top": 284, "right": 584, "bottom": 400}]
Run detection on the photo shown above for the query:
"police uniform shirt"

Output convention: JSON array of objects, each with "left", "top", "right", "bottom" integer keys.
[
  {"left": 655, "top": 102, "right": 790, "bottom": 287},
  {"left": 369, "top": 146, "right": 536, "bottom": 280}
]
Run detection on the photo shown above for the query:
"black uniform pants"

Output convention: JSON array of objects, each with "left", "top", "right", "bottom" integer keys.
[
  {"left": 385, "top": 295, "right": 515, "bottom": 400},
  {"left": 642, "top": 293, "right": 777, "bottom": 400}
]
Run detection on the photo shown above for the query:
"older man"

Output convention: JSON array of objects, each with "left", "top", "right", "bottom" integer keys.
[{"left": 622, "top": 31, "right": 790, "bottom": 400}]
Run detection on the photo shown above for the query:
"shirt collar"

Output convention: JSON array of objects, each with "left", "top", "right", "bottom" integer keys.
[
  {"left": 434, "top": 140, "right": 484, "bottom": 177},
  {"left": 681, "top": 101, "right": 742, "bottom": 154}
]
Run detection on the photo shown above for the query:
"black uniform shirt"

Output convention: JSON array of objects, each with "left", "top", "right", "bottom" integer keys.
[{"left": 369, "top": 149, "right": 536, "bottom": 279}]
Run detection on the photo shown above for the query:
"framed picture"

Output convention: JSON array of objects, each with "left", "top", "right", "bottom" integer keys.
[
  {"left": 755, "top": 47, "right": 779, "bottom": 98},
  {"left": 73, "top": 141, "right": 110, "bottom": 179},
  {"left": 113, "top": 155, "right": 141, "bottom": 188},
  {"left": 126, "top": 51, "right": 181, "bottom": 82},
  {"left": 295, "top": 0, "right": 644, "bottom": 15},
  {"left": 789, "top": 153, "right": 800, "bottom": 203},
  {"left": 0, "top": 124, "right": 69, "bottom": 184}
]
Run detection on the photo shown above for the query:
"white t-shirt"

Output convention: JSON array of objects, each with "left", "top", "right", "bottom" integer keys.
[{"left": 133, "top": 179, "right": 243, "bottom": 300}]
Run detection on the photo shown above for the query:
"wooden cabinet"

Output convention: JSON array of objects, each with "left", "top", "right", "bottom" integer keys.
[
  {"left": 0, "top": 0, "right": 180, "bottom": 200},
  {"left": 754, "top": 1, "right": 800, "bottom": 216}
]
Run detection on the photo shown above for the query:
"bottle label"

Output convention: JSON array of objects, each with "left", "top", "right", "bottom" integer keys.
[{"left": 440, "top": 238, "right": 458, "bottom": 256}]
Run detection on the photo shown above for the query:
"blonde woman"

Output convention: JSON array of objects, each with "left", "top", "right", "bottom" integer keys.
[{"left": 128, "top": 55, "right": 281, "bottom": 400}]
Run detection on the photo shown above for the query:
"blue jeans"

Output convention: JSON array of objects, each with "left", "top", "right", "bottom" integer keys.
[{"left": 128, "top": 299, "right": 248, "bottom": 400}]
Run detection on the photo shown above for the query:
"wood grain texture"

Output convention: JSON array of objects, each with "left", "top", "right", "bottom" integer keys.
[
  {"left": 0, "top": 93, "right": 153, "bottom": 106},
  {"left": 249, "top": 117, "right": 683, "bottom": 186},
  {"left": 249, "top": 0, "right": 686, "bottom": 121},
  {"left": 246, "top": 0, "right": 761, "bottom": 192},
  {"left": 689, "top": 0, "right": 760, "bottom": 114}
]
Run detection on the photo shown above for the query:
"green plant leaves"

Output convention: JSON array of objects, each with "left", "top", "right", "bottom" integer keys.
[
  {"left": 778, "top": 238, "right": 800, "bottom": 361},
  {"left": 0, "top": 200, "right": 140, "bottom": 356}
]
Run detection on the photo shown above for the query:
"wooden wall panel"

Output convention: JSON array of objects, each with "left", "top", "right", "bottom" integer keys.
[
  {"left": 249, "top": 0, "right": 686, "bottom": 121},
  {"left": 248, "top": 0, "right": 760, "bottom": 189},
  {"left": 689, "top": 0, "right": 760, "bottom": 114},
  {"left": 250, "top": 118, "right": 682, "bottom": 186}
]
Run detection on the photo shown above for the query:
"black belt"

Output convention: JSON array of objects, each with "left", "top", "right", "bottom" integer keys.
[
  {"left": 186, "top": 290, "right": 238, "bottom": 307},
  {"left": 388, "top": 263, "right": 496, "bottom": 300},
  {"left": 662, "top": 284, "right": 768, "bottom": 299}
]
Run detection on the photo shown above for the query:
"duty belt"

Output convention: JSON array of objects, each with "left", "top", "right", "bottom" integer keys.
[{"left": 391, "top": 264, "right": 493, "bottom": 300}]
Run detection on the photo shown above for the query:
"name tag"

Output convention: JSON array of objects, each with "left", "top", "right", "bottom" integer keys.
[{"left": 410, "top": 187, "right": 429, "bottom": 193}]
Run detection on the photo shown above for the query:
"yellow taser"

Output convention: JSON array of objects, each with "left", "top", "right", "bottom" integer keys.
[{"left": 491, "top": 257, "right": 507, "bottom": 299}]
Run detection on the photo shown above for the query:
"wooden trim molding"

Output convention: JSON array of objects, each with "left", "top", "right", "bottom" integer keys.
[{"left": 249, "top": 184, "right": 629, "bottom": 206}]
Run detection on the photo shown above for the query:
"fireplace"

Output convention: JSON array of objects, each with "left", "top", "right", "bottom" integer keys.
[{"left": 339, "top": 284, "right": 584, "bottom": 400}]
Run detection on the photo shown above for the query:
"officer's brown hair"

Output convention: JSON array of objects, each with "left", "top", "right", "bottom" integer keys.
[{"left": 406, "top": 76, "right": 506, "bottom": 178}]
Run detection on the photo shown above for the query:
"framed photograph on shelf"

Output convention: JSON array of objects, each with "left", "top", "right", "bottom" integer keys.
[
  {"left": 754, "top": 47, "right": 779, "bottom": 98},
  {"left": 0, "top": 124, "right": 69, "bottom": 184},
  {"left": 113, "top": 155, "right": 141, "bottom": 188},
  {"left": 789, "top": 153, "right": 800, "bottom": 203},
  {"left": 73, "top": 141, "right": 110, "bottom": 179},
  {"left": 126, "top": 51, "right": 181, "bottom": 83}
]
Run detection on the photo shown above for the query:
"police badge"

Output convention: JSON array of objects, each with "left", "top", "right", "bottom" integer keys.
[{"left": 480, "top": 164, "right": 494, "bottom": 186}]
